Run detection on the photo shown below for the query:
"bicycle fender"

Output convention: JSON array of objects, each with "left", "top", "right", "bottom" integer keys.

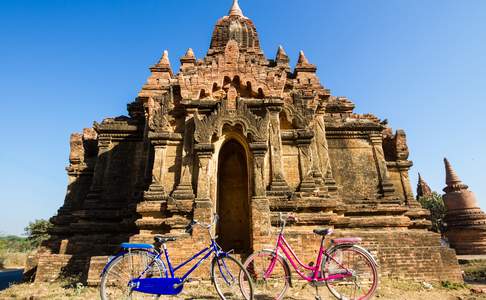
[
  {"left": 351, "top": 245, "right": 380, "bottom": 267},
  {"left": 328, "top": 244, "right": 380, "bottom": 268},
  {"left": 262, "top": 249, "right": 293, "bottom": 287},
  {"left": 100, "top": 250, "right": 168, "bottom": 277},
  {"left": 100, "top": 251, "right": 127, "bottom": 277}
]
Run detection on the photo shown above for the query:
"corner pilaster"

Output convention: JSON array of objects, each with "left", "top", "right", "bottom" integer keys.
[
  {"left": 267, "top": 106, "right": 290, "bottom": 197},
  {"left": 296, "top": 130, "right": 317, "bottom": 193},
  {"left": 369, "top": 133, "right": 396, "bottom": 200},
  {"left": 194, "top": 143, "right": 215, "bottom": 225}
]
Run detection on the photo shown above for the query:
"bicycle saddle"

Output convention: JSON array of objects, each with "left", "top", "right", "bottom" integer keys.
[
  {"left": 313, "top": 228, "right": 333, "bottom": 236},
  {"left": 154, "top": 236, "right": 177, "bottom": 243}
]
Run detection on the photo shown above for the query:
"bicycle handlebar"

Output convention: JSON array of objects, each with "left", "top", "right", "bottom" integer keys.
[
  {"left": 278, "top": 212, "right": 298, "bottom": 227},
  {"left": 185, "top": 213, "right": 219, "bottom": 233}
]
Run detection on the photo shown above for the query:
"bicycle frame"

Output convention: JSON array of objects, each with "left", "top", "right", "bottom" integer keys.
[
  {"left": 139, "top": 238, "right": 223, "bottom": 283},
  {"left": 266, "top": 232, "right": 352, "bottom": 283}
]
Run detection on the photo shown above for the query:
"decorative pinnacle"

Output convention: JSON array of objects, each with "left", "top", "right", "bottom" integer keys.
[
  {"left": 443, "top": 158, "right": 469, "bottom": 192},
  {"left": 185, "top": 48, "right": 195, "bottom": 58},
  {"left": 228, "top": 0, "right": 244, "bottom": 17},
  {"left": 297, "top": 50, "right": 310, "bottom": 65},
  {"left": 159, "top": 50, "right": 170, "bottom": 66},
  {"left": 276, "top": 45, "right": 289, "bottom": 62}
]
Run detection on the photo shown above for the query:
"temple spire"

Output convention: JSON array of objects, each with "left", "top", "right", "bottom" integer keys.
[
  {"left": 444, "top": 158, "right": 463, "bottom": 186},
  {"left": 228, "top": 0, "right": 244, "bottom": 17},
  {"left": 443, "top": 158, "right": 468, "bottom": 192},
  {"left": 416, "top": 172, "right": 432, "bottom": 199}
]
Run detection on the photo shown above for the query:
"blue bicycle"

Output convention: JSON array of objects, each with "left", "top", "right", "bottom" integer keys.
[{"left": 100, "top": 215, "right": 253, "bottom": 299}]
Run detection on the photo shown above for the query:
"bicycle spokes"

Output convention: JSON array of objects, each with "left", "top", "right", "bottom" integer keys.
[
  {"left": 217, "top": 256, "right": 236, "bottom": 285},
  {"left": 325, "top": 247, "right": 378, "bottom": 300},
  {"left": 244, "top": 251, "right": 289, "bottom": 300},
  {"left": 212, "top": 256, "right": 253, "bottom": 299}
]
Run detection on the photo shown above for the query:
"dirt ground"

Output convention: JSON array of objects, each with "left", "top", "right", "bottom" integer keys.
[{"left": 1, "top": 278, "right": 486, "bottom": 300}]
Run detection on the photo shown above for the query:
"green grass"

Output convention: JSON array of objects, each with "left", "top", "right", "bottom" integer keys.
[
  {"left": 0, "top": 235, "right": 34, "bottom": 253},
  {"left": 462, "top": 260, "right": 486, "bottom": 282},
  {"left": 441, "top": 280, "right": 468, "bottom": 290}
]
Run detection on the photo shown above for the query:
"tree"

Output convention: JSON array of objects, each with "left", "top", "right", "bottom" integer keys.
[
  {"left": 418, "top": 192, "right": 447, "bottom": 234},
  {"left": 24, "top": 219, "right": 52, "bottom": 247}
]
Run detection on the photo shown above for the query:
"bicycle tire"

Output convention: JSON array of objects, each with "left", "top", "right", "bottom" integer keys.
[
  {"left": 211, "top": 254, "right": 254, "bottom": 300},
  {"left": 323, "top": 245, "right": 378, "bottom": 300},
  {"left": 243, "top": 250, "right": 290, "bottom": 300},
  {"left": 100, "top": 249, "right": 165, "bottom": 300}
]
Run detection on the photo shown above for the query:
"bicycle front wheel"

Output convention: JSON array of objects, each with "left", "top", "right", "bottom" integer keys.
[
  {"left": 243, "top": 250, "right": 290, "bottom": 300},
  {"left": 323, "top": 245, "right": 378, "bottom": 300},
  {"left": 100, "top": 250, "right": 165, "bottom": 300},
  {"left": 211, "top": 254, "right": 254, "bottom": 300}
]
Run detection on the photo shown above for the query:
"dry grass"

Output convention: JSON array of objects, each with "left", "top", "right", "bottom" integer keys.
[
  {"left": 0, "top": 281, "right": 98, "bottom": 300},
  {"left": 1, "top": 278, "right": 486, "bottom": 300},
  {"left": 0, "top": 251, "right": 28, "bottom": 269},
  {"left": 0, "top": 251, "right": 484, "bottom": 300}
]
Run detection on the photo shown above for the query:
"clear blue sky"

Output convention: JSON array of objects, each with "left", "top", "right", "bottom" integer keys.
[{"left": 0, "top": 0, "right": 485, "bottom": 236}]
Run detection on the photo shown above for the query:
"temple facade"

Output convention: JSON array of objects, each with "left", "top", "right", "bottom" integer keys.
[{"left": 36, "top": 0, "right": 462, "bottom": 283}]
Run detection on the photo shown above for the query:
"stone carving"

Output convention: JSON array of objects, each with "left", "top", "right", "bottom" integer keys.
[
  {"left": 147, "top": 96, "right": 171, "bottom": 132},
  {"left": 194, "top": 101, "right": 269, "bottom": 144},
  {"left": 383, "top": 128, "right": 409, "bottom": 161}
]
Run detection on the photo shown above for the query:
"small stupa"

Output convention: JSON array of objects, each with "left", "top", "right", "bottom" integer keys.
[{"left": 442, "top": 158, "right": 486, "bottom": 255}]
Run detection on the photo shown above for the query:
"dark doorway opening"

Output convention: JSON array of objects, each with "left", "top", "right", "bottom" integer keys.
[{"left": 217, "top": 140, "right": 251, "bottom": 253}]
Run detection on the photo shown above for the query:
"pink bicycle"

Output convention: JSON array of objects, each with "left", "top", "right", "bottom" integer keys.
[{"left": 243, "top": 213, "right": 379, "bottom": 300}]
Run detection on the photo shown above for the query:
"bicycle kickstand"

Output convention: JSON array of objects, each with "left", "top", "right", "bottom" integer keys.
[{"left": 314, "top": 285, "right": 321, "bottom": 300}]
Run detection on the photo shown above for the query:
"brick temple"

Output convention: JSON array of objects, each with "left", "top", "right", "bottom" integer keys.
[{"left": 37, "top": 0, "right": 462, "bottom": 283}]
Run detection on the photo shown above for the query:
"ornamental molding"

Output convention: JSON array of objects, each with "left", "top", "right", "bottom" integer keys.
[{"left": 194, "top": 100, "right": 269, "bottom": 143}]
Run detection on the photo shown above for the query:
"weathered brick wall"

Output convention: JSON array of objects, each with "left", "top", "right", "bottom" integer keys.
[
  {"left": 328, "top": 138, "right": 380, "bottom": 201},
  {"left": 39, "top": 228, "right": 462, "bottom": 285},
  {"left": 35, "top": 254, "right": 89, "bottom": 283},
  {"left": 257, "top": 228, "right": 463, "bottom": 283}
]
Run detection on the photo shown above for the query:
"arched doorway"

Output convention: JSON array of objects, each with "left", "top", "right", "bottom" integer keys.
[{"left": 217, "top": 140, "right": 251, "bottom": 253}]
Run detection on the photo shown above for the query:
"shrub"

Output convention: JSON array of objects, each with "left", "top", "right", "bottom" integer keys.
[
  {"left": 24, "top": 219, "right": 52, "bottom": 248},
  {"left": 418, "top": 192, "right": 446, "bottom": 234}
]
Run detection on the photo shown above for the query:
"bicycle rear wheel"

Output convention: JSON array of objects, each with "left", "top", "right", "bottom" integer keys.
[
  {"left": 211, "top": 254, "right": 254, "bottom": 300},
  {"left": 100, "top": 250, "right": 165, "bottom": 300},
  {"left": 243, "top": 250, "right": 290, "bottom": 300},
  {"left": 323, "top": 245, "right": 378, "bottom": 300}
]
